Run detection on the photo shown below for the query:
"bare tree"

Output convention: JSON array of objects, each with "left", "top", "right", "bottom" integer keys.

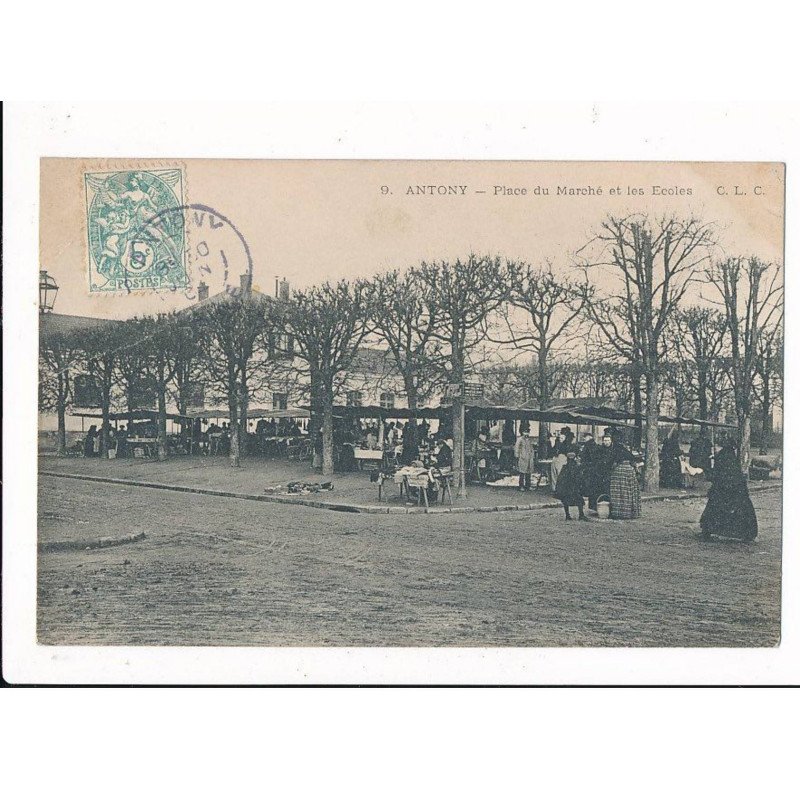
[
  {"left": 39, "top": 327, "right": 83, "bottom": 456},
  {"left": 414, "top": 255, "right": 511, "bottom": 495},
  {"left": 114, "top": 318, "right": 152, "bottom": 427},
  {"left": 138, "top": 314, "right": 188, "bottom": 462},
  {"left": 673, "top": 306, "right": 729, "bottom": 423},
  {"left": 365, "top": 269, "right": 443, "bottom": 411},
  {"left": 75, "top": 326, "right": 123, "bottom": 458},
  {"left": 493, "top": 263, "right": 586, "bottom": 451},
  {"left": 170, "top": 314, "right": 204, "bottom": 437},
  {"left": 579, "top": 214, "right": 715, "bottom": 491},
  {"left": 194, "top": 292, "right": 276, "bottom": 467},
  {"left": 285, "top": 280, "right": 373, "bottom": 476},
  {"left": 753, "top": 328, "right": 784, "bottom": 456},
  {"left": 481, "top": 362, "right": 526, "bottom": 406},
  {"left": 705, "top": 256, "right": 783, "bottom": 470}
]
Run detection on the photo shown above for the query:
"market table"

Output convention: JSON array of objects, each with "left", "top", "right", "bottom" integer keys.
[
  {"left": 128, "top": 436, "right": 158, "bottom": 458},
  {"left": 353, "top": 448, "right": 384, "bottom": 470}
]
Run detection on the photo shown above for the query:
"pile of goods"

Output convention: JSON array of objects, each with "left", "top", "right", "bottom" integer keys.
[{"left": 264, "top": 481, "right": 334, "bottom": 495}]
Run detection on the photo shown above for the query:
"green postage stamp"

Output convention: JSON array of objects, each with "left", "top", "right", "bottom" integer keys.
[{"left": 85, "top": 168, "right": 188, "bottom": 292}]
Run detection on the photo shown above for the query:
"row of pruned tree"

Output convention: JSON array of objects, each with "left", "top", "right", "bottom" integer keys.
[{"left": 40, "top": 212, "right": 783, "bottom": 490}]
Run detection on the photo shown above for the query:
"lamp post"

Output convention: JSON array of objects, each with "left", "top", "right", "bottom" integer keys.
[{"left": 39, "top": 269, "right": 59, "bottom": 313}]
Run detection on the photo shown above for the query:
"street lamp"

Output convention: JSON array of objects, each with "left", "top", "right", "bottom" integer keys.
[{"left": 39, "top": 269, "right": 59, "bottom": 313}]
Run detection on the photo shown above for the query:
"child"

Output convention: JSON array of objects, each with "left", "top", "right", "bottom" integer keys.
[
  {"left": 514, "top": 422, "right": 536, "bottom": 491},
  {"left": 555, "top": 451, "right": 588, "bottom": 521}
]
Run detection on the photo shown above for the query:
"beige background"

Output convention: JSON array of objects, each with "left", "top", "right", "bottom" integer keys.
[{"left": 40, "top": 159, "right": 784, "bottom": 320}]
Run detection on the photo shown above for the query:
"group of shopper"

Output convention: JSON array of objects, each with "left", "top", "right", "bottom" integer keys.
[{"left": 514, "top": 425, "right": 642, "bottom": 522}]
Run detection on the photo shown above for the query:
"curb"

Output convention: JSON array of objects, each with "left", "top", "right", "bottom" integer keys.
[
  {"left": 39, "top": 470, "right": 782, "bottom": 515},
  {"left": 39, "top": 531, "right": 146, "bottom": 553}
]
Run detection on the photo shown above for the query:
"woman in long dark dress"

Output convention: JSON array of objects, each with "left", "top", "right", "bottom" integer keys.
[
  {"left": 584, "top": 433, "right": 614, "bottom": 513},
  {"left": 700, "top": 441, "right": 758, "bottom": 541},
  {"left": 609, "top": 441, "right": 641, "bottom": 520},
  {"left": 83, "top": 425, "right": 98, "bottom": 458},
  {"left": 660, "top": 430, "right": 683, "bottom": 489},
  {"left": 550, "top": 427, "right": 574, "bottom": 492},
  {"left": 555, "top": 451, "right": 588, "bottom": 520}
]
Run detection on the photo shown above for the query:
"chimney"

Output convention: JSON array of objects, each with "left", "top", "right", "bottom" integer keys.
[
  {"left": 240, "top": 273, "right": 253, "bottom": 294},
  {"left": 197, "top": 281, "right": 209, "bottom": 301},
  {"left": 279, "top": 278, "right": 290, "bottom": 300}
]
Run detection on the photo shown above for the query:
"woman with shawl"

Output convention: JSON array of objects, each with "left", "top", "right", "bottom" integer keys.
[
  {"left": 609, "top": 440, "right": 641, "bottom": 520},
  {"left": 700, "top": 440, "right": 758, "bottom": 541},
  {"left": 659, "top": 430, "right": 683, "bottom": 489}
]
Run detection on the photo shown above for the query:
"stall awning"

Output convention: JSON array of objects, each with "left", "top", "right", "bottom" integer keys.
[
  {"left": 325, "top": 404, "right": 448, "bottom": 420},
  {"left": 462, "top": 402, "right": 735, "bottom": 429},
  {"left": 70, "top": 409, "right": 189, "bottom": 422},
  {"left": 181, "top": 407, "right": 311, "bottom": 420}
]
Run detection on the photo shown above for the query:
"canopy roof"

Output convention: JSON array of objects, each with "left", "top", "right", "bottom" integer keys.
[
  {"left": 326, "top": 401, "right": 734, "bottom": 429},
  {"left": 181, "top": 407, "right": 311, "bottom": 420},
  {"left": 73, "top": 403, "right": 733, "bottom": 430},
  {"left": 71, "top": 409, "right": 188, "bottom": 422}
]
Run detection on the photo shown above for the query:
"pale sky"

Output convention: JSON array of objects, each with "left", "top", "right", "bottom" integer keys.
[{"left": 40, "top": 159, "right": 784, "bottom": 320}]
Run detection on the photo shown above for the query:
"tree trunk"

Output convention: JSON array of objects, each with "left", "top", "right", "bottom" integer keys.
[
  {"left": 126, "top": 387, "right": 135, "bottom": 429},
  {"left": 404, "top": 375, "right": 418, "bottom": 412},
  {"left": 238, "top": 383, "right": 249, "bottom": 458},
  {"left": 643, "top": 371, "right": 660, "bottom": 493},
  {"left": 56, "top": 370, "right": 67, "bottom": 456},
  {"left": 759, "top": 383, "right": 771, "bottom": 455},
  {"left": 451, "top": 350, "right": 466, "bottom": 497},
  {"left": 452, "top": 398, "right": 465, "bottom": 497},
  {"left": 632, "top": 371, "right": 643, "bottom": 451},
  {"left": 178, "top": 380, "right": 188, "bottom": 438},
  {"left": 308, "top": 370, "right": 323, "bottom": 468},
  {"left": 675, "top": 386, "right": 685, "bottom": 435},
  {"left": 322, "top": 394, "right": 334, "bottom": 477},
  {"left": 100, "top": 390, "right": 111, "bottom": 459},
  {"left": 156, "top": 387, "right": 168, "bottom": 462},
  {"left": 537, "top": 345, "right": 550, "bottom": 454},
  {"left": 697, "top": 366, "right": 709, "bottom": 422},
  {"left": 738, "top": 414, "right": 751, "bottom": 474},
  {"left": 228, "top": 387, "right": 240, "bottom": 467}
]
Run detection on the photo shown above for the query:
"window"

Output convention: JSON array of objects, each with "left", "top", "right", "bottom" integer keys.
[
  {"left": 268, "top": 333, "right": 294, "bottom": 358},
  {"left": 346, "top": 391, "right": 363, "bottom": 407},
  {"left": 380, "top": 392, "right": 395, "bottom": 410},
  {"left": 272, "top": 392, "right": 288, "bottom": 410}
]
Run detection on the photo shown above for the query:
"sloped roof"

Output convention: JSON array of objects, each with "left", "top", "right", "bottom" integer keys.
[
  {"left": 40, "top": 312, "right": 114, "bottom": 337},
  {"left": 183, "top": 285, "right": 270, "bottom": 313}
]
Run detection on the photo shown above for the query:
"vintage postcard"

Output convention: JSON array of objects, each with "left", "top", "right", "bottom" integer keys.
[{"left": 36, "top": 159, "right": 784, "bottom": 649}]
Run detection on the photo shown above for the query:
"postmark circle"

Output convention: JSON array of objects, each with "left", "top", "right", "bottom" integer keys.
[{"left": 136, "top": 203, "right": 253, "bottom": 300}]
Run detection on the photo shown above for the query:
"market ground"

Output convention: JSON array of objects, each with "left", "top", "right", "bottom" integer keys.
[
  {"left": 38, "top": 453, "right": 775, "bottom": 512},
  {"left": 37, "top": 469, "right": 782, "bottom": 647}
]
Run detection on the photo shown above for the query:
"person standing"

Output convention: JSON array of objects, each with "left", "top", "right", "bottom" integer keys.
[
  {"left": 550, "top": 427, "right": 573, "bottom": 492},
  {"left": 585, "top": 433, "right": 614, "bottom": 512},
  {"left": 700, "top": 439, "right": 757, "bottom": 541},
  {"left": 609, "top": 440, "right": 641, "bottom": 520},
  {"left": 514, "top": 422, "right": 536, "bottom": 491},
  {"left": 116, "top": 424, "right": 128, "bottom": 458},
  {"left": 418, "top": 419, "right": 430, "bottom": 442},
  {"left": 555, "top": 450, "right": 588, "bottom": 521},
  {"left": 660, "top": 430, "right": 683, "bottom": 489},
  {"left": 434, "top": 437, "right": 453, "bottom": 470},
  {"left": 83, "top": 425, "right": 98, "bottom": 458}
]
